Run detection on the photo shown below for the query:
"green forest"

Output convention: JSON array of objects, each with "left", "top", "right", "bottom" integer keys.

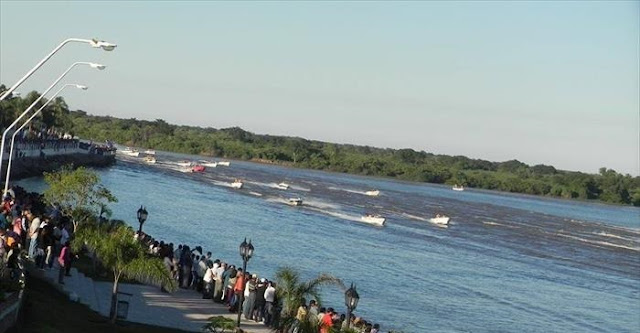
[{"left": 1, "top": 85, "right": 639, "bottom": 206}]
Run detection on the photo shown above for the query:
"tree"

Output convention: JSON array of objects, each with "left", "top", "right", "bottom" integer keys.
[
  {"left": 275, "top": 266, "right": 344, "bottom": 332},
  {"left": 73, "top": 223, "right": 177, "bottom": 323},
  {"left": 43, "top": 166, "right": 117, "bottom": 232}
]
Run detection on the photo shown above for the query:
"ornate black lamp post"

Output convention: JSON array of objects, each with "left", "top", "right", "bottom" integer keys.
[
  {"left": 344, "top": 283, "right": 360, "bottom": 329},
  {"left": 236, "top": 238, "right": 254, "bottom": 328},
  {"left": 136, "top": 205, "right": 148, "bottom": 234}
]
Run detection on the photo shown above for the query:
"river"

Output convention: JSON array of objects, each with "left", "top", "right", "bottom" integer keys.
[{"left": 17, "top": 151, "right": 640, "bottom": 332}]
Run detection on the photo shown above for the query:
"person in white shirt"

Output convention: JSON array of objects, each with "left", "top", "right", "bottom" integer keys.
[
  {"left": 202, "top": 263, "right": 214, "bottom": 299},
  {"left": 26, "top": 211, "right": 41, "bottom": 258},
  {"left": 263, "top": 281, "right": 277, "bottom": 326},
  {"left": 213, "top": 261, "right": 226, "bottom": 301}
]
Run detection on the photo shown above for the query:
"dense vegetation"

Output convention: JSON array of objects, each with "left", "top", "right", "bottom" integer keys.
[{"left": 1, "top": 85, "right": 638, "bottom": 206}]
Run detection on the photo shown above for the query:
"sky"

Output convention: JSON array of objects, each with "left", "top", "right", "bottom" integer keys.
[{"left": 1, "top": 1, "right": 638, "bottom": 175}]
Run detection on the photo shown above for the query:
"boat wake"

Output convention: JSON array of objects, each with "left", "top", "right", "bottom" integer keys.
[
  {"left": 556, "top": 233, "right": 640, "bottom": 252},
  {"left": 304, "top": 198, "right": 340, "bottom": 210},
  {"left": 401, "top": 213, "right": 428, "bottom": 221}
]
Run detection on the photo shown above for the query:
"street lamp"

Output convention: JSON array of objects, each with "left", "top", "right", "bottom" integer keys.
[
  {"left": 344, "top": 283, "right": 360, "bottom": 329},
  {"left": 0, "top": 61, "right": 106, "bottom": 194},
  {"left": 4, "top": 84, "right": 88, "bottom": 190},
  {"left": 137, "top": 205, "right": 148, "bottom": 234},
  {"left": 236, "top": 238, "right": 254, "bottom": 328},
  {"left": 0, "top": 37, "right": 116, "bottom": 102}
]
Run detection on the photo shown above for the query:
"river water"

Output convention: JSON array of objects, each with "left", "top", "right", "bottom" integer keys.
[{"left": 17, "top": 151, "right": 640, "bottom": 332}]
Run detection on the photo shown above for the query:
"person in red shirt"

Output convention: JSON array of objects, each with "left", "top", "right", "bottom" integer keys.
[{"left": 320, "top": 307, "right": 334, "bottom": 333}]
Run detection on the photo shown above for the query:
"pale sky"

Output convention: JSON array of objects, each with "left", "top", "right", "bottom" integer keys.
[{"left": 1, "top": 1, "right": 638, "bottom": 175}]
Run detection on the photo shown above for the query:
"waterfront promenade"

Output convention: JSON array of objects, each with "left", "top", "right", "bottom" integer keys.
[{"left": 31, "top": 267, "right": 271, "bottom": 333}]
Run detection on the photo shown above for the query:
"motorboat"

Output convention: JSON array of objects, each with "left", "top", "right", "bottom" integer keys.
[
  {"left": 361, "top": 214, "right": 386, "bottom": 226},
  {"left": 120, "top": 147, "right": 140, "bottom": 157},
  {"left": 288, "top": 198, "right": 303, "bottom": 206},
  {"left": 365, "top": 190, "right": 380, "bottom": 197},
  {"left": 230, "top": 179, "right": 243, "bottom": 189},
  {"left": 276, "top": 182, "right": 290, "bottom": 190},
  {"left": 218, "top": 161, "right": 230, "bottom": 167},
  {"left": 191, "top": 165, "right": 206, "bottom": 173},
  {"left": 144, "top": 149, "right": 156, "bottom": 155},
  {"left": 176, "top": 160, "right": 191, "bottom": 167},
  {"left": 452, "top": 185, "right": 465, "bottom": 191},
  {"left": 143, "top": 156, "right": 157, "bottom": 164},
  {"left": 429, "top": 215, "right": 450, "bottom": 225},
  {"left": 200, "top": 160, "right": 218, "bottom": 168}
]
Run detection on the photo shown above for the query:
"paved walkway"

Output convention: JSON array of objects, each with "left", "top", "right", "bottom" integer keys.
[{"left": 32, "top": 267, "right": 272, "bottom": 333}]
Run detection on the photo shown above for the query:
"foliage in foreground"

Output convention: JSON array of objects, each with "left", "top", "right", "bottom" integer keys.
[
  {"left": 202, "top": 316, "right": 236, "bottom": 332},
  {"left": 73, "top": 222, "right": 177, "bottom": 323},
  {"left": 43, "top": 166, "right": 117, "bottom": 231},
  {"left": 275, "top": 266, "right": 344, "bottom": 332}
]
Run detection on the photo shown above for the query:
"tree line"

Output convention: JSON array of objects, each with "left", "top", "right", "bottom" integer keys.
[{"left": 1, "top": 86, "right": 638, "bottom": 206}]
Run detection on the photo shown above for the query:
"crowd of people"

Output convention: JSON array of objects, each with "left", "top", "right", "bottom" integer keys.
[
  {"left": 138, "top": 233, "right": 383, "bottom": 333},
  {"left": 0, "top": 186, "right": 74, "bottom": 286}
]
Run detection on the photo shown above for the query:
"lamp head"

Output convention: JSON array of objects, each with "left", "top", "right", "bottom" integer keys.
[
  {"left": 90, "top": 39, "right": 117, "bottom": 51},
  {"left": 89, "top": 63, "right": 106, "bottom": 70},
  {"left": 75, "top": 85, "right": 88, "bottom": 90}
]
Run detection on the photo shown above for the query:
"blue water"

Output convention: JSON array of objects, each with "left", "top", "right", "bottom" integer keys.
[{"left": 17, "top": 152, "right": 640, "bottom": 332}]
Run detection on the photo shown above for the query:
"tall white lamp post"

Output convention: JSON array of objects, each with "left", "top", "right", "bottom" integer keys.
[
  {"left": 4, "top": 84, "right": 88, "bottom": 192},
  {"left": 0, "top": 38, "right": 115, "bottom": 102},
  {"left": 0, "top": 62, "right": 105, "bottom": 193}
]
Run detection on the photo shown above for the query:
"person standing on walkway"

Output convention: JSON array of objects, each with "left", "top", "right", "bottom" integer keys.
[
  {"left": 58, "top": 241, "right": 71, "bottom": 284},
  {"left": 243, "top": 274, "right": 257, "bottom": 319},
  {"left": 263, "top": 281, "right": 276, "bottom": 326},
  {"left": 26, "top": 210, "right": 41, "bottom": 258},
  {"left": 253, "top": 277, "right": 267, "bottom": 322}
]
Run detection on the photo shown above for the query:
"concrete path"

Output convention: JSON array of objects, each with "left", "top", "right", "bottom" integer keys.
[{"left": 33, "top": 266, "right": 272, "bottom": 333}]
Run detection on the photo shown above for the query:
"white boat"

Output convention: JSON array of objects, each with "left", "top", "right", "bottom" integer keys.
[
  {"left": 288, "top": 198, "right": 303, "bottom": 206},
  {"left": 200, "top": 161, "right": 218, "bottom": 168},
  {"left": 121, "top": 147, "right": 140, "bottom": 157},
  {"left": 364, "top": 190, "right": 380, "bottom": 197},
  {"left": 176, "top": 160, "right": 191, "bottom": 167},
  {"left": 276, "top": 182, "right": 290, "bottom": 190},
  {"left": 144, "top": 156, "right": 157, "bottom": 164},
  {"left": 144, "top": 149, "right": 156, "bottom": 155},
  {"left": 230, "top": 180, "right": 243, "bottom": 189},
  {"left": 429, "top": 215, "right": 450, "bottom": 225},
  {"left": 218, "top": 161, "right": 230, "bottom": 167},
  {"left": 361, "top": 214, "right": 386, "bottom": 226},
  {"left": 452, "top": 185, "right": 465, "bottom": 191}
]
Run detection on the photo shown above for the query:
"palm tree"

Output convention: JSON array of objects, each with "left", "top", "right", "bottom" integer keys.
[
  {"left": 275, "top": 266, "right": 344, "bottom": 333},
  {"left": 73, "top": 222, "right": 177, "bottom": 323}
]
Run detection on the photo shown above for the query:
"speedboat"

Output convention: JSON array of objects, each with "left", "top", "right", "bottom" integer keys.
[
  {"left": 218, "top": 161, "right": 230, "bottom": 167},
  {"left": 365, "top": 190, "right": 380, "bottom": 197},
  {"left": 429, "top": 215, "right": 450, "bottom": 225},
  {"left": 200, "top": 160, "right": 218, "bottom": 168},
  {"left": 176, "top": 160, "right": 191, "bottom": 167},
  {"left": 121, "top": 147, "right": 140, "bottom": 157},
  {"left": 230, "top": 179, "right": 243, "bottom": 189},
  {"left": 144, "top": 156, "right": 157, "bottom": 164},
  {"left": 276, "top": 182, "right": 290, "bottom": 190},
  {"left": 191, "top": 165, "right": 206, "bottom": 173},
  {"left": 288, "top": 198, "right": 303, "bottom": 206},
  {"left": 361, "top": 214, "right": 386, "bottom": 226},
  {"left": 452, "top": 185, "right": 464, "bottom": 191},
  {"left": 144, "top": 149, "right": 156, "bottom": 155}
]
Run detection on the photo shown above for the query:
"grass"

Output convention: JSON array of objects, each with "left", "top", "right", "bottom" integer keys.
[{"left": 13, "top": 274, "right": 190, "bottom": 333}]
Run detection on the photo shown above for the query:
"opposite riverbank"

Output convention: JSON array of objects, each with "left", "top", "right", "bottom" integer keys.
[{"left": 67, "top": 111, "right": 639, "bottom": 206}]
